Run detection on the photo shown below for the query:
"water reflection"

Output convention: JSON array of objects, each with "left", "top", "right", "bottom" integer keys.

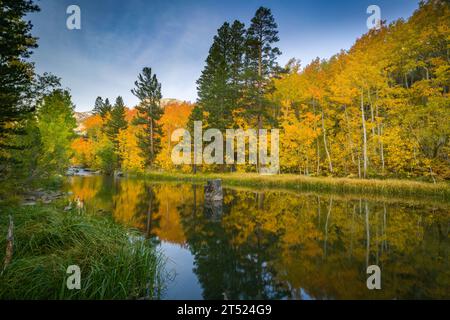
[{"left": 65, "top": 176, "right": 450, "bottom": 300}]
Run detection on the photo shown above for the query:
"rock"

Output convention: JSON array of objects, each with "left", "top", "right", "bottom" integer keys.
[
  {"left": 64, "top": 205, "right": 72, "bottom": 211},
  {"left": 204, "top": 179, "right": 223, "bottom": 202},
  {"left": 114, "top": 170, "right": 125, "bottom": 177},
  {"left": 21, "top": 201, "right": 37, "bottom": 206}
]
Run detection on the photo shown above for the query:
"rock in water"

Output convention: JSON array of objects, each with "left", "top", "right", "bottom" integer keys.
[{"left": 204, "top": 179, "right": 223, "bottom": 202}]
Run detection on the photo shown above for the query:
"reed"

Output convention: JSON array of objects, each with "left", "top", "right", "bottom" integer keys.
[{"left": 0, "top": 204, "right": 166, "bottom": 299}]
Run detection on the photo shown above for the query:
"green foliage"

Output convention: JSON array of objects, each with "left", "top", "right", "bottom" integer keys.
[
  {"left": 106, "top": 96, "right": 128, "bottom": 144},
  {"left": 36, "top": 90, "right": 76, "bottom": 176},
  {"left": 0, "top": 204, "right": 165, "bottom": 299},
  {"left": 92, "top": 96, "right": 104, "bottom": 116},
  {"left": 196, "top": 20, "right": 246, "bottom": 131},
  {"left": 0, "top": 0, "right": 40, "bottom": 178},
  {"left": 92, "top": 96, "right": 113, "bottom": 119},
  {"left": 95, "top": 134, "right": 117, "bottom": 175},
  {"left": 131, "top": 67, "right": 164, "bottom": 167},
  {"left": 243, "top": 6, "right": 281, "bottom": 128}
]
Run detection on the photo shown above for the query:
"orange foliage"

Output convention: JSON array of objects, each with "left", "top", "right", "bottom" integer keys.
[{"left": 71, "top": 137, "right": 95, "bottom": 166}]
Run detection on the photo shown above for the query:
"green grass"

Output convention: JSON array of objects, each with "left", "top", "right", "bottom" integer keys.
[
  {"left": 0, "top": 204, "right": 166, "bottom": 300},
  {"left": 141, "top": 171, "right": 450, "bottom": 201}
]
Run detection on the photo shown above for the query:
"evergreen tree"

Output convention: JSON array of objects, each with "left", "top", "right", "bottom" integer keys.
[
  {"left": 244, "top": 7, "right": 281, "bottom": 130},
  {"left": 196, "top": 20, "right": 246, "bottom": 131},
  {"left": 92, "top": 96, "right": 112, "bottom": 118},
  {"left": 92, "top": 96, "right": 104, "bottom": 115},
  {"left": 106, "top": 96, "right": 128, "bottom": 169},
  {"left": 106, "top": 96, "right": 128, "bottom": 144},
  {"left": 131, "top": 67, "right": 164, "bottom": 167},
  {"left": 101, "top": 98, "right": 112, "bottom": 118},
  {"left": 0, "top": 0, "right": 40, "bottom": 176},
  {"left": 228, "top": 20, "right": 246, "bottom": 118},
  {"left": 196, "top": 22, "right": 231, "bottom": 131}
]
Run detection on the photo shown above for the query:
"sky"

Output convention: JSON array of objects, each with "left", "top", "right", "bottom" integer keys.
[{"left": 28, "top": 0, "right": 419, "bottom": 111}]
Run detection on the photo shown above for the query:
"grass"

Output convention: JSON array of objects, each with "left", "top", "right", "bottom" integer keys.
[
  {"left": 0, "top": 204, "right": 166, "bottom": 300},
  {"left": 141, "top": 171, "right": 450, "bottom": 201}
]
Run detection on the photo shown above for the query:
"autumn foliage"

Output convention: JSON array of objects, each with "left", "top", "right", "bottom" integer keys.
[{"left": 71, "top": 1, "right": 449, "bottom": 181}]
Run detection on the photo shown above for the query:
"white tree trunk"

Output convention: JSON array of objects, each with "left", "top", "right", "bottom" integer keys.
[{"left": 361, "top": 91, "right": 368, "bottom": 178}]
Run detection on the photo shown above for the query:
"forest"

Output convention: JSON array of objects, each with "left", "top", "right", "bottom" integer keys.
[
  {"left": 1, "top": 0, "right": 449, "bottom": 191},
  {"left": 68, "top": 1, "right": 449, "bottom": 182}
]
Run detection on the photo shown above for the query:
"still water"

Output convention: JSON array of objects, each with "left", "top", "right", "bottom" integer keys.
[{"left": 64, "top": 175, "right": 449, "bottom": 300}]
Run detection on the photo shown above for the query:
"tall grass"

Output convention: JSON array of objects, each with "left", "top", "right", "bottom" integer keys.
[
  {"left": 0, "top": 205, "right": 166, "bottom": 299},
  {"left": 141, "top": 171, "right": 450, "bottom": 201}
]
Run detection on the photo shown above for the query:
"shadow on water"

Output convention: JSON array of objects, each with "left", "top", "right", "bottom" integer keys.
[{"left": 63, "top": 175, "right": 450, "bottom": 300}]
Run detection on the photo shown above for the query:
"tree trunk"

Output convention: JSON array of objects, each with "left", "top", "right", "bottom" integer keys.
[
  {"left": 312, "top": 99, "right": 320, "bottom": 175},
  {"left": 344, "top": 105, "right": 356, "bottom": 165},
  {"left": 375, "top": 98, "right": 385, "bottom": 174},
  {"left": 321, "top": 108, "right": 333, "bottom": 173},
  {"left": 361, "top": 91, "right": 368, "bottom": 178}
]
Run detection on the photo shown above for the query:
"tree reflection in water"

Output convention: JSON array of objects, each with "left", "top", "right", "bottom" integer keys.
[{"left": 66, "top": 176, "right": 450, "bottom": 300}]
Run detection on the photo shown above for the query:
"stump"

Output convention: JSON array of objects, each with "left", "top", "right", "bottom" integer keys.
[{"left": 204, "top": 179, "right": 223, "bottom": 202}]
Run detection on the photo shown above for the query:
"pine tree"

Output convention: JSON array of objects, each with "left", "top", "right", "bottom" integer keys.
[
  {"left": 92, "top": 96, "right": 112, "bottom": 118},
  {"left": 92, "top": 96, "right": 104, "bottom": 115},
  {"left": 131, "top": 67, "right": 164, "bottom": 167},
  {"left": 244, "top": 7, "right": 281, "bottom": 130},
  {"left": 228, "top": 20, "right": 246, "bottom": 124},
  {"left": 196, "top": 22, "right": 232, "bottom": 131},
  {"left": 196, "top": 20, "right": 246, "bottom": 132},
  {"left": 106, "top": 96, "right": 128, "bottom": 143},
  {"left": 0, "top": 0, "right": 40, "bottom": 176},
  {"left": 101, "top": 98, "right": 112, "bottom": 118}
]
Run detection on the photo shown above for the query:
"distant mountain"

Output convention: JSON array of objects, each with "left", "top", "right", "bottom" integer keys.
[
  {"left": 74, "top": 111, "right": 92, "bottom": 123},
  {"left": 160, "top": 98, "right": 185, "bottom": 108},
  {"left": 73, "top": 111, "right": 92, "bottom": 135}
]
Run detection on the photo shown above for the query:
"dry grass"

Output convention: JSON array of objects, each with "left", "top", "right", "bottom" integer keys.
[{"left": 141, "top": 171, "right": 450, "bottom": 201}]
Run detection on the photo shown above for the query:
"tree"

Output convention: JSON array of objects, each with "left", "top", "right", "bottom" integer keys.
[
  {"left": 156, "top": 101, "right": 193, "bottom": 171},
  {"left": 117, "top": 125, "right": 145, "bottom": 172},
  {"left": 131, "top": 67, "right": 164, "bottom": 167},
  {"left": 196, "top": 21, "right": 246, "bottom": 132},
  {"left": 101, "top": 98, "right": 112, "bottom": 118},
  {"left": 106, "top": 96, "right": 128, "bottom": 145},
  {"left": 36, "top": 90, "right": 77, "bottom": 175},
  {"left": 0, "top": 0, "right": 39, "bottom": 177},
  {"left": 92, "top": 96, "right": 104, "bottom": 115},
  {"left": 92, "top": 96, "right": 112, "bottom": 118},
  {"left": 244, "top": 7, "right": 281, "bottom": 172},
  {"left": 196, "top": 22, "right": 231, "bottom": 131},
  {"left": 244, "top": 7, "right": 281, "bottom": 129}
]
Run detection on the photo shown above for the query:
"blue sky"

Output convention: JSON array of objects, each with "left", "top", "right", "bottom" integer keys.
[{"left": 28, "top": 0, "right": 419, "bottom": 111}]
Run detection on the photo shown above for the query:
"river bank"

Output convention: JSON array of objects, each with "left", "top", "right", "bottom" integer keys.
[
  {"left": 0, "top": 202, "right": 165, "bottom": 299},
  {"left": 140, "top": 171, "right": 450, "bottom": 201}
]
